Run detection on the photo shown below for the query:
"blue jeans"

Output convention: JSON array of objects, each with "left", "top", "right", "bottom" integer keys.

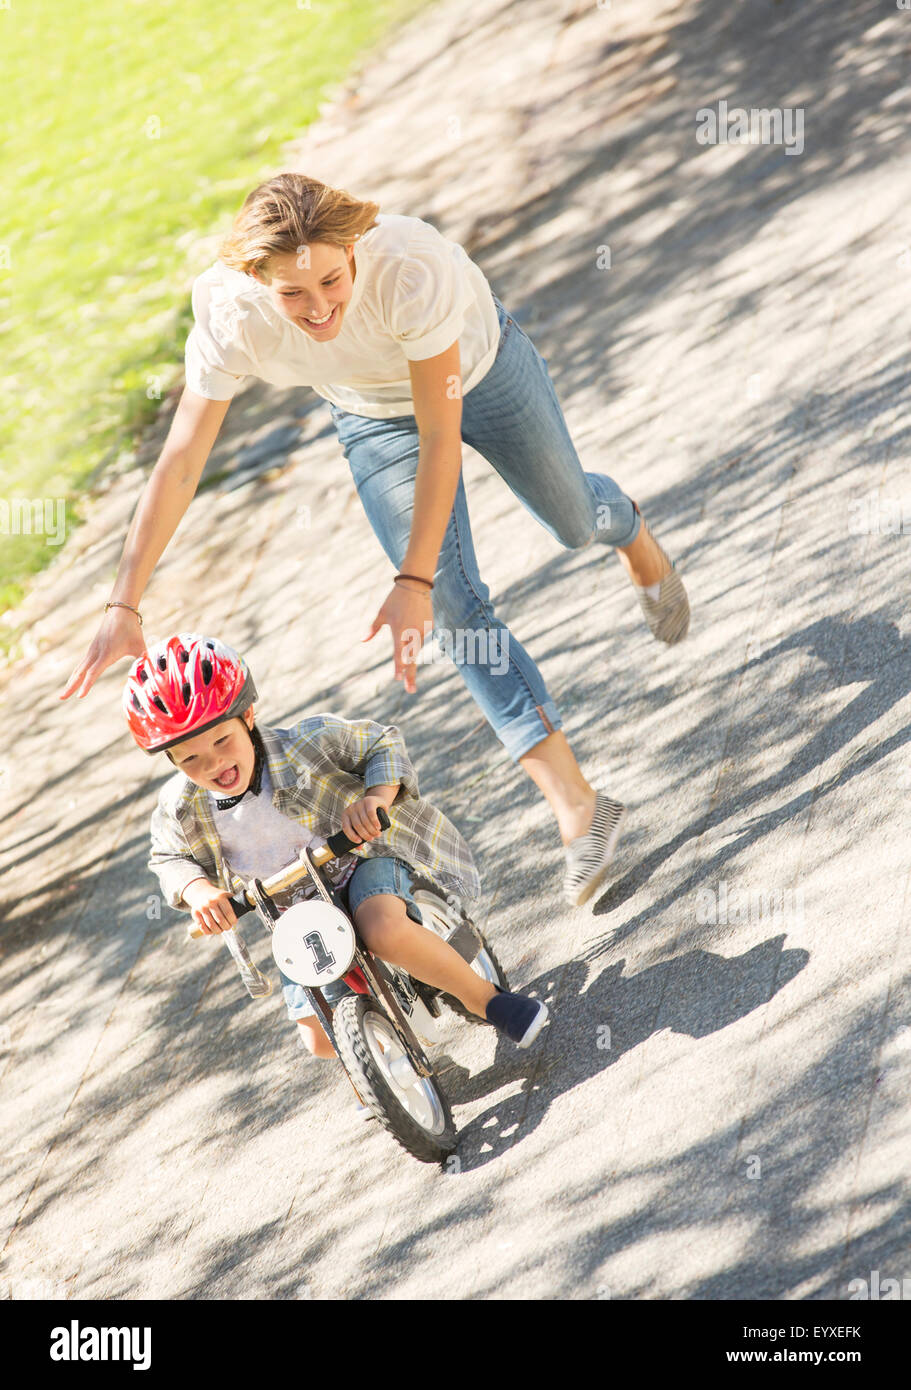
[
  {"left": 280, "top": 855, "right": 424, "bottom": 1021},
  {"left": 329, "top": 295, "right": 641, "bottom": 762}
]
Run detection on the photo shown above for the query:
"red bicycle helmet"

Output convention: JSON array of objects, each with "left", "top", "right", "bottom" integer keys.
[{"left": 124, "top": 634, "right": 258, "bottom": 753}]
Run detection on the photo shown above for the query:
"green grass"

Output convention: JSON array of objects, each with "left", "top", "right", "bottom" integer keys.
[{"left": 0, "top": 0, "right": 430, "bottom": 617}]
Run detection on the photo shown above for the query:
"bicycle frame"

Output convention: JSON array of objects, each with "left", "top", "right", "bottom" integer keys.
[{"left": 190, "top": 834, "right": 436, "bottom": 1080}]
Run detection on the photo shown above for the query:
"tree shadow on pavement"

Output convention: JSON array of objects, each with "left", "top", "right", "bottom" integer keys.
[
  {"left": 351, "top": 953, "right": 905, "bottom": 1301},
  {"left": 586, "top": 610, "right": 911, "bottom": 941},
  {"left": 447, "top": 938, "right": 809, "bottom": 1170}
]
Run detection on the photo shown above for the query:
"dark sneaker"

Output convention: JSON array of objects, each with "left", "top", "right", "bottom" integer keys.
[{"left": 485, "top": 987, "right": 549, "bottom": 1048}]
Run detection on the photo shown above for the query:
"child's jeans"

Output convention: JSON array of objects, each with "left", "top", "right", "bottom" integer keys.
[
  {"left": 279, "top": 855, "right": 424, "bottom": 1022},
  {"left": 329, "top": 294, "right": 641, "bottom": 763}
]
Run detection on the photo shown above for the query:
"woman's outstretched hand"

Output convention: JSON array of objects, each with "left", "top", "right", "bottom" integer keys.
[
  {"left": 363, "top": 583, "right": 433, "bottom": 694},
  {"left": 59, "top": 607, "right": 147, "bottom": 701}
]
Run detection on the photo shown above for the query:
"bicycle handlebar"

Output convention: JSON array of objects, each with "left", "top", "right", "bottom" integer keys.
[{"left": 188, "top": 806, "right": 391, "bottom": 938}]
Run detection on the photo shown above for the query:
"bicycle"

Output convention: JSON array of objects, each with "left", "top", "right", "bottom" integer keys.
[{"left": 188, "top": 809, "right": 509, "bottom": 1163}]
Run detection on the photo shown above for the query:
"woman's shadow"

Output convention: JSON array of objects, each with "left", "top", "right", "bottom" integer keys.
[{"left": 438, "top": 934, "right": 808, "bottom": 1168}]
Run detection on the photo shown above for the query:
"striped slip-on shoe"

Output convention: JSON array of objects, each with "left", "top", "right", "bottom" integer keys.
[
  {"left": 563, "top": 793, "right": 628, "bottom": 907},
  {"left": 630, "top": 506, "right": 690, "bottom": 645}
]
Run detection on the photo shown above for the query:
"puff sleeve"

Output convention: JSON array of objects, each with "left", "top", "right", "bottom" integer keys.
[
  {"left": 387, "top": 221, "right": 475, "bottom": 361},
  {"left": 184, "top": 268, "right": 254, "bottom": 399}
]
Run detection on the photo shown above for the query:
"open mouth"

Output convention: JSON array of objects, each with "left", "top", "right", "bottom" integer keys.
[
  {"left": 298, "top": 304, "right": 339, "bottom": 330},
  {"left": 214, "top": 765, "right": 240, "bottom": 789}
]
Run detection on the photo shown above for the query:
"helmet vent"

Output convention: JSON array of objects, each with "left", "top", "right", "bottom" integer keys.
[
  {"left": 206, "top": 640, "right": 215, "bottom": 650},
  {"left": 181, "top": 681, "right": 191, "bottom": 706},
  {"left": 132, "top": 694, "right": 142, "bottom": 711},
  {"left": 152, "top": 695, "right": 167, "bottom": 713},
  {"left": 201, "top": 659, "right": 213, "bottom": 684},
  {"left": 178, "top": 648, "right": 189, "bottom": 663},
  {"left": 157, "top": 655, "right": 167, "bottom": 671},
  {"left": 138, "top": 667, "right": 148, "bottom": 683}
]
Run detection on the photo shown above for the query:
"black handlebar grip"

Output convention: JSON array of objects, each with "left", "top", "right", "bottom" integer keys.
[
  {"left": 325, "top": 805, "right": 391, "bottom": 858},
  {"left": 227, "top": 894, "right": 253, "bottom": 919}
]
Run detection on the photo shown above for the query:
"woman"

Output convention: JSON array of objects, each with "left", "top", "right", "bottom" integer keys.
[{"left": 61, "top": 173, "right": 690, "bottom": 906}]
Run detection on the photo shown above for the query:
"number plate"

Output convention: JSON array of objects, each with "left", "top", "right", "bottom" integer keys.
[{"left": 270, "top": 899, "right": 357, "bottom": 986}]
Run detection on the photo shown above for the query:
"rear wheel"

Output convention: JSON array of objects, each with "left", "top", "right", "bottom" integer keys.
[
  {"left": 409, "top": 877, "right": 509, "bottom": 1022},
  {"left": 332, "top": 994, "right": 457, "bottom": 1163}
]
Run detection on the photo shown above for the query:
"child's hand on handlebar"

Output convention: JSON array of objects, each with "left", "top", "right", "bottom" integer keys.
[
  {"left": 182, "top": 878, "right": 238, "bottom": 934},
  {"left": 341, "top": 792, "right": 393, "bottom": 844}
]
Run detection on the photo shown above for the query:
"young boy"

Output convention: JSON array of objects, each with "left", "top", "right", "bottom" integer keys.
[{"left": 126, "top": 634, "right": 548, "bottom": 1075}]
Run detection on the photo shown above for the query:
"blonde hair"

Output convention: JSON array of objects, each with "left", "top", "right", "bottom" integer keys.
[{"left": 218, "top": 173, "right": 380, "bottom": 277}]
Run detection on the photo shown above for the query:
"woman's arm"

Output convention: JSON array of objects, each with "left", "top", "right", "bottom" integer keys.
[
  {"left": 60, "top": 387, "right": 232, "bottom": 699},
  {"left": 364, "top": 340, "right": 463, "bottom": 693},
  {"left": 402, "top": 340, "right": 463, "bottom": 577}
]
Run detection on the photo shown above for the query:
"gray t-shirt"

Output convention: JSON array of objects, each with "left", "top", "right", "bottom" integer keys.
[{"left": 209, "top": 762, "right": 356, "bottom": 907}]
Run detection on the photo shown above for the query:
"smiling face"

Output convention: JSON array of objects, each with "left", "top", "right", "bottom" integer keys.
[
  {"left": 253, "top": 242, "right": 356, "bottom": 341},
  {"left": 168, "top": 707, "right": 257, "bottom": 795}
]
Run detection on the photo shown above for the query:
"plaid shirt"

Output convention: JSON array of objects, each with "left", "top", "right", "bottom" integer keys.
[{"left": 148, "top": 714, "right": 482, "bottom": 912}]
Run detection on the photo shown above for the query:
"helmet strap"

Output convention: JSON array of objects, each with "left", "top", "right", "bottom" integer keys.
[{"left": 213, "top": 718, "right": 266, "bottom": 810}]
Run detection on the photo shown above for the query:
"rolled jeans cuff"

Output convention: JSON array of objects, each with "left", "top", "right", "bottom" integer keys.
[
  {"left": 596, "top": 494, "right": 641, "bottom": 548},
  {"left": 496, "top": 700, "right": 564, "bottom": 761}
]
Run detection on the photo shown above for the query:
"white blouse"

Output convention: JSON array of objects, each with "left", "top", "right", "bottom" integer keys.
[{"left": 184, "top": 212, "right": 501, "bottom": 418}]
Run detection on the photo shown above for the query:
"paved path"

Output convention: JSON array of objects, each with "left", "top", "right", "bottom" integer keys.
[{"left": 1, "top": 0, "right": 909, "bottom": 1300}]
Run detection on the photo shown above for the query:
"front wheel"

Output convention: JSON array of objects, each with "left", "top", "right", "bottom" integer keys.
[{"left": 332, "top": 994, "right": 457, "bottom": 1163}]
